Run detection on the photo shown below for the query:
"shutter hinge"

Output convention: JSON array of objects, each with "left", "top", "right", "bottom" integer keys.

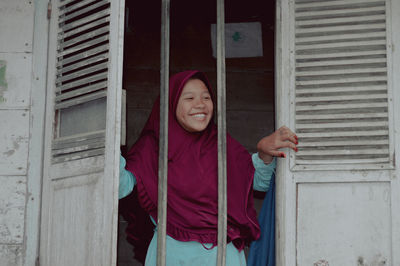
[
  {"left": 47, "top": 1, "right": 52, "bottom": 20},
  {"left": 35, "top": 256, "right": 40, "bottom": 266}
]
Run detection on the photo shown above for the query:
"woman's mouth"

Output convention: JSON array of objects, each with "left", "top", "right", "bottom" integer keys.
[{"left": 191, "top": 113, "right": 206, "bottom": 120}]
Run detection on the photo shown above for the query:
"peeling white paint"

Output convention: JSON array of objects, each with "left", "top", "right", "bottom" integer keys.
[
  {"left": 0, "top": 110, "right": 29, "bottom": 175},
  {"left": 0, "top": 0, "right": 34, "bottom": 53},
  {"left": 0, "top": 54, "right": 32, "bottom": 108},
  {"left": 0, "top": 244, "right": 23, "bottom": 266},
  {"left": 0, "top": 176, "right": 26, "bottom": 244}
]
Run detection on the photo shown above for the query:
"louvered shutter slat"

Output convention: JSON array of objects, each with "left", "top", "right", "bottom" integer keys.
[
  {"left": 59, "top": 16, "right": 110, "bottom": 39},
  {"left": 55, "top": 81, "right": 107, "bottom": 102},
  {"left": 58, "top": 34, "right": 109, "bottom": 58},
  {"left": 297, "top": 85, "right": 386, "bottom": 94},
  {"left": 59, "top": 0, "right": 99, "bottom": 16},
  {"left": 58, "top": 0, "right": 81, "bottom": 8},
  {"left": 57, "top": 53, "right": 107, "bottom": 74},
  {"left": 297, "top": 130, "right": 388, "bottom": 138},
  {"left": 296, "top": 50, "right": 386, "bottom": 59},
  {"left": 296, "top": 6, "right": 385, "bottom": 20},
  {"left": 296, "top": 103, "right": 387, "bottom": 112},
  {"left": 296, "top": 40, "right": 386, "bottom": 51},
  {"left": 52, "top": 148, "right": 105, "bottom": 164},
  {"left": 58, "top": 72, "right": 107, "bottom": 92},
  {"left": 297, "top": 121, "right": 388, "bottom": 129},
  {"left": 56, "top": 44, "right": 109, "bottom": 67},
  {"left": 296, "top": 94, "right": 387, "bottom": 102},
  {"left": 55, "top": 90, "right": 107, "bottom": 109},
  {"left": 297, "top": 14, "right": 386, "bottom": 26},
  {"left": 296, "top": 1, "right": 385, "bottom": 12},
  {"left": 52, "top": 130, "right": 105, "bottom": 147},
  {"left": 296, "top": 0, "right": 384, "bottom": 8},
  {"left": 297, "top": 58, "right": 386, "bottom": 67},
  {"left": 297, "top": 24, "right": 385, "bottom": 35},
  {"left": 59, "top": 0, "right": 109, "bottom": 24},
  {"left": 296, "top": 158, "right": 389, "bottom": 165},
  {"left": 52, "top": 141, "right": 105, "bottom": 156},
  {"left": 58, "top": 27, "right": 109, "bottom": 52},
  {"left": 296, "top": 67, "right": 387, "bottom": 76},
  {"left": 296, "top": 76, "right": 387, "bottom": 86},
  {"left": 298, "top": 149, "right": 389, "bottom": 156},
  {"left": 296, "top": 32, "right": 386, "bottom": 44},
  {"left": 60, "top": 9, "right": 109, "bottom": 31},
  {"left": 56, "top": 62, "right": 108, "bottom": 83},
  {"left": 297, "top": 139, "right": 389, "bottom": 147},
  {"left": 296, "top": 113, "right": 388, "bottom": 120}
]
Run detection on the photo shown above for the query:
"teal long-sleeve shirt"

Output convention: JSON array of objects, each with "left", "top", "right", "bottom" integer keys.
[{"left": 118, "top": 153, "right": 276, "bottom": 266}]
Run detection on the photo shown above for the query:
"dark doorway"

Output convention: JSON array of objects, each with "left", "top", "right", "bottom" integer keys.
[{"left": 118, "top": 1, "right": 276, "bottom": 264}]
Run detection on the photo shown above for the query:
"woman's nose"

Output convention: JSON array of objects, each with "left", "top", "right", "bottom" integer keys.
[{"left": 195, "top": 98, "right": 206, "bottom": 108}]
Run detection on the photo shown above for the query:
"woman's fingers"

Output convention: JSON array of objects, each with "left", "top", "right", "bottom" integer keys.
[
  {"left": 288, "top": 134, "right": 298, "bottom": 145},
  {"left": 257, "top": 126, "right": 298, "bottom": 158},
  {"left": 278, "top": 127, "right": 297, "bottom": 141},
  {"left": 278, "top": 140, "right": 298, "bottom": 152}
]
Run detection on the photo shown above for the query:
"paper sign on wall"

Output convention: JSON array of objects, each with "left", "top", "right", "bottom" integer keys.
[{"left": 211, "top": 22, "right": 263, "bottom": 58}]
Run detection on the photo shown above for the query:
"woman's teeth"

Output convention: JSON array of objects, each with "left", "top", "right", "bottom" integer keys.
[{"left": 193, "top": 114, "right": 205, "bottom": 118}]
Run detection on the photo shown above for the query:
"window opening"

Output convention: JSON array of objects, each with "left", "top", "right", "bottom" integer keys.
[{"left": 118, "top": 0, "right": 276, "bottom": 265}]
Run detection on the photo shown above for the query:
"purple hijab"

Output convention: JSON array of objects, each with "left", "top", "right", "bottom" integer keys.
[{"left": 125, "top": 70, "right": 260, "bottom": 250}]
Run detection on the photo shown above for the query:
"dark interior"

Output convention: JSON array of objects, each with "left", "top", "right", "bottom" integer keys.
[{"left": 118, "top": 0, "right": 276, "bottom": 265}]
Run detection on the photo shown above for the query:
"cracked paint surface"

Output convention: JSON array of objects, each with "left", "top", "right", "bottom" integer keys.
[
  {"left": 0, "top": 176, "right": 26, "bottom": 244},
  {"left": 0, "top": 111, "right": 29, "bottom": 175},
  {"left": 0, "top": 244, "right": 23, "bottom": 266}
]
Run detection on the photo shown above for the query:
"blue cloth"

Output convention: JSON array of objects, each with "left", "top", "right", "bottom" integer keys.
[
  {"left": 119, "top": 154, "right": 136, "bottom": 199},
  {"left": 247, "top": 173, "right": 275, "bottom": 266},
  {"left": 252, "top": 154, "right": 275, "bottom": 192}
]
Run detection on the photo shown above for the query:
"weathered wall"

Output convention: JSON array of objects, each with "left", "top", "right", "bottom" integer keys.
[{"left": 0, "top": 0, "right": 35, "bottom": 265}]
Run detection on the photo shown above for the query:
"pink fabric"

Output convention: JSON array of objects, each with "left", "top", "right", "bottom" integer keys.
[{"left": 125, "top": 70, "right": 260, "bottom": 250}]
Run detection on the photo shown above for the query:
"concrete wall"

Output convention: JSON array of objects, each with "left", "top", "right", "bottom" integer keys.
[{"left": 0, "top": 0, "right": 35, "bottom": 265}]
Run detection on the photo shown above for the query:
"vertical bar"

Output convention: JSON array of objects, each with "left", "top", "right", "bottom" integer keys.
[
  {"left": 216, "top": 0, "right": 227, "bottom": 265},
  {"left": 157, "top": 0, "right": 170, "bottom": 265}
]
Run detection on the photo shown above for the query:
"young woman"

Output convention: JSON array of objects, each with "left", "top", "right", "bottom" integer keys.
[{"left": 119, "top": 70, "right": 297, "bottom": 265}]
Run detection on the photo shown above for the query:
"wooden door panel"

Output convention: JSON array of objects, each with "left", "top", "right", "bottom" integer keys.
[
  {"left": 40, "top": 0, "right": 124, "bottom": 265},
  {"left": 297, "top": 182, "right": 391, "bottom": 265}
]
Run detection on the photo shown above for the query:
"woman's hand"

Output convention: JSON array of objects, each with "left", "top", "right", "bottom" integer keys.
[{"left": 256, "top": 126, "right": 298, "bottom": 164}]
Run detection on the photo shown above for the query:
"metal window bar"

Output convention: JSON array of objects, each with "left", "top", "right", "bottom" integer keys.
[
  {"left": 216, "top": 0, "right": 227, "bottom": 265},
  {"left": 157, "top": 0, "right": 227, "bottom": 265},
  {"left": 157, "top": 0, "right": 170, "bottom": 266}
]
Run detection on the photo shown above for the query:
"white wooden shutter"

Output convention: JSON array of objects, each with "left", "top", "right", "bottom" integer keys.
[
  {"left": 293, "top": 0, "right": 394, "bottom": 170},
  {"left": 276, "top": 0, "right": 400, "bottom": 265},
  {"left": 40, "top": 0, "right": 124, "bottom": 265}
]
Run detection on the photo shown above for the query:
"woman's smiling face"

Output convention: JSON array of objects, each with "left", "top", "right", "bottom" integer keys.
[{"left": 176, "top": 79, "right": 213, "bottom": 132}]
